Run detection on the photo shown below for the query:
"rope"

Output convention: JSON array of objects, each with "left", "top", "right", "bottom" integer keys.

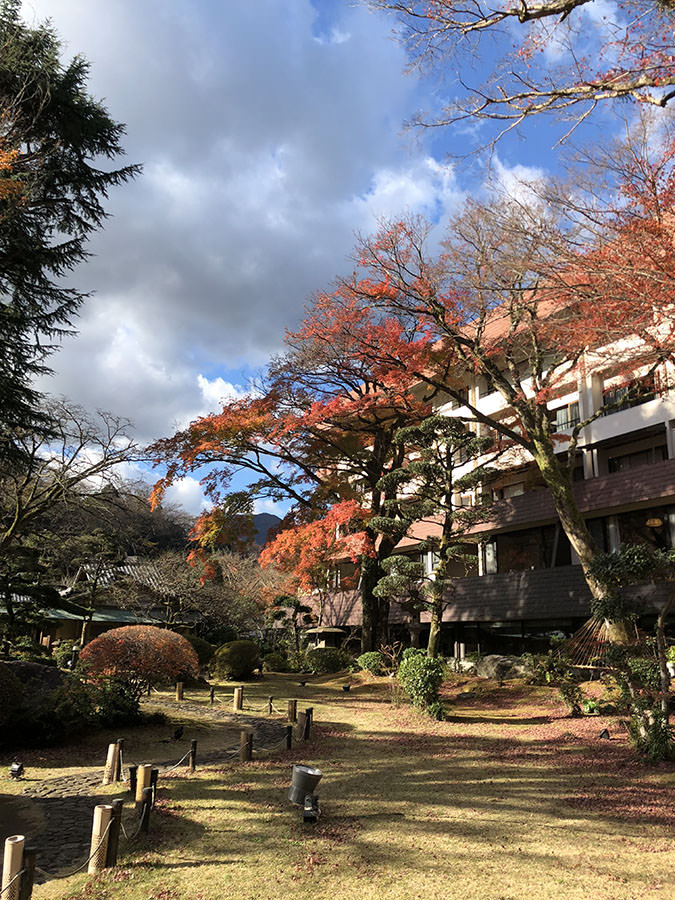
[
  {"left": 242, "top": 701, "right": 270, "bottom": 712},
  {"left": 164, "top": 749, "right": 192, "bottom": 773},
  {"left": 0, "top": 868, "right": 25, "bottom": 897},
  {"left": 120, "top": 807, "right": 147, "bottom": 843},
  {"left": 35, "top": 818, "right": 114, "bottom": 880}
]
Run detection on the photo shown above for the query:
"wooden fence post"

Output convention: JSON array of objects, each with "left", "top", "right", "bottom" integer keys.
[
  {"left": 140, "top": 788, "right": 153, "bottom": 834},
  {"left": 2, "top": 835, "right": 25, "bottom": 900},
  {"left": 233, "top": 686, "right": 244, "bottom": 712},
  {"left": 267, "top": 695, "right": 273, "bottom": 715},
  {"left": 240, "top": 730, "right": 253, "bottom": 762},
  {"left": 296, "top": 711, "right": 307, "bottom": 742},
  {"left": 114, "top": 738, "right": 124, "bottom": 781},
  {"left": 105, "top": 799, "right": 124, "bottom": 868},
  {"left": 135, "top": 764, "right": 153, "bottom": 810},
  {"left": 209, "top": 686, "right": 215, "bottom": 705},
  {"left": 175, "top": 682, "right": 184, "bottom": 701},
  {"left": 287, "top": 699, "right": 297, "bottom": 722},
  {"left": 285, "top": 724, "right": 293, "bottom": 749},
  {"left": 304, "top": 707, "right": 314, "bottom": 740},
  {"left": 102, "top": 742, "right": 119, "bottom": 786},
  {"left": 189, "top": 739, "right": 198, "bottom": 773},
  {"left": 87, "top": 804, "right": 112, "bottom": 874},
  {"left": 128, "top": 764, "right": 137, "bottom": 797},
  {"left": 17, "top": 846, "right": 35, "bottom": 900}
]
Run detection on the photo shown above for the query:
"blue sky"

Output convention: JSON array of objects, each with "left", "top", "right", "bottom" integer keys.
[{"left": 20, "top": 0, "right": 635, "bottom": 514}]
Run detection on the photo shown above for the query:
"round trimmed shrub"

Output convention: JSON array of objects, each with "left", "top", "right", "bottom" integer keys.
[
  {"left": 183, "top": 633, "right": 215, "bottom": 668},
  {"left": 212, "top": 640, "right": 260, "bottom": 680},
  {"left": 79, "top": 626, "right": 199, "bottom": 699},
  {"left": 397, "top": 648, "right": 445, "bottom": 719},
  {"left": 304, "top": 647, "right": 351, "bottom": 675},
  {"left": 357, "top": 651, "right": 384, "bottom": 675},
  {"left": 263, "top": 651, "right": 290, "bottom": 673}
]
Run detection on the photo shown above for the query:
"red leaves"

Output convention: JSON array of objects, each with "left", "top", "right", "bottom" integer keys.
[
  {"left": 79, "top": 626, "right": 199, "bottom": 692},
  {"left": 259, "top": 501, "right": 375, "bottom": 593}
]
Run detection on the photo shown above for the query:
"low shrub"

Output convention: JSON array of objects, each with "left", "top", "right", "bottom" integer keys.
[
  {"left": 183, "top": 633, "right": 215, "bottom": 668},
  {"left": 304, "top": 647, "right": 351, "bottom": 675},
  {"left": 357, "top": 651, "right": 384, "bottom": 675},
  {"left": 8, "top": 637, "right": 56, "bottom": 665},
  {"left": 397, "top": 648, "right": 445, "bottom": 719},
  {"left": 212, "top": 640, "right": 260, "bottom": 680},
  {"left": 53, "top": 640, "right": 77, "bottom": 669},
  {"left": 0, "top": 662, "right": 24, "bottom": 730},
  {"left": 263, "top": 651, "right": 290, "bottom": 673},
  {"left": 94, "top": 677, "right": 142, "bottom": 727}
]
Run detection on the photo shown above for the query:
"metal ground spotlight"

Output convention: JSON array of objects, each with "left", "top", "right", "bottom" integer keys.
[
  {"left": 9, "top": 760, "right": 24, "bottom": 779},
  {"left": 289, "top": 764, "right": 322, "bottom": 824}
]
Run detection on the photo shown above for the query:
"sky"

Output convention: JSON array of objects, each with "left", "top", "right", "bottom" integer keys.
[{"left": 19, "top": 0, "right": 629, "bottom": 515}]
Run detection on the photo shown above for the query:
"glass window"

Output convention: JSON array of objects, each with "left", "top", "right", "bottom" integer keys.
[
  {"left": 618, "top": 507, "right": 672, "bottom": 550},
  {"left": 603, "top": 375, "right": 657, "bottom": 415},
  {"left": 608, "top": 444, "right": 666, "bottom": 473},
  {"left": 550, "top": 401, "right": 580, "bottom": 433}
]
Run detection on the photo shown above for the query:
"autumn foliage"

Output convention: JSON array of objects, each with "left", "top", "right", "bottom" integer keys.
[
  {"left": 79, "top": 626, "right": 199, "bottom": 698},
  {"left": 260, "top": 501, "right": 374, "bottom": 601}
]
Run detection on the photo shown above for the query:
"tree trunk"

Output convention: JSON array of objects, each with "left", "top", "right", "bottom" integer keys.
[
  {"left": 427, "top": 595, "right": 442, "bottom": 658},
  {"left": 530, "top": 438, "right": 628, "bottom": 641},
  {"left": 360, "top": 556, "right": 382, "bottom": 652},
  {"left": 655, "top": 592, "right": 674, "bottom": 719}
]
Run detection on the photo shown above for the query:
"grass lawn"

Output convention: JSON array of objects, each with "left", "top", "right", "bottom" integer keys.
[{"left": 7, "top": 673, "right": 674, "bottom": 900}]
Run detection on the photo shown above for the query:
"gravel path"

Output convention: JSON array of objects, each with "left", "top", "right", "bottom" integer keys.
[{"left": 14, "top": 706, "right": 289, "bottom": 883}]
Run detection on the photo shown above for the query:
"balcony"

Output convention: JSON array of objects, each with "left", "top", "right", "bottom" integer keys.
[{"left": 467, "top": 456, "right": 675, "bottom": 536}]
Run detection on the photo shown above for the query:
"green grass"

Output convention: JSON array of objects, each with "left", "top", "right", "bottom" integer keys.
[{"left": 7, "top": 674, "right": 674, "bottom": 900}]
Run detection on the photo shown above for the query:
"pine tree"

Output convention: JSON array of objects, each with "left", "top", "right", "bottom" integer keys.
[{"left": 0, "top": 0, "right": 140, "bottom": 461}]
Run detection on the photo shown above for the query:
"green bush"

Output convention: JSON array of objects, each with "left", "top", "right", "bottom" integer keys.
[
  {"left": 397, "top": 648, "right": 445, "bottom": 718},
  {"left": 53, "top": 640, "right": 77, "bottom": 669},
  {"left": 183, "top": 634, "right": 215, "bottom": 668},
  {"left": 357, "top": 651, "right": 384, "bottom": 675},
  {"left": 0, "top": 663, "right": 24, "bottom": 730},
  {"left": 304, "top": 647, "right": 351, "bottom": 675},
  {"left": 212, "top": 640, "right": 260, "bottom": 680},
  {"left": 9, "top": 637, "right": 56, "bottom": 665},
  {"left": 263, "top": 651, "right": 290, "bottom": 673},
  {"left": 94, "top": 677, "right": 142, "bottom": 727}
]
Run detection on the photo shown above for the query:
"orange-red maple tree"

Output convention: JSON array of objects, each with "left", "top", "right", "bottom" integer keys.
[
  {"left": 151, "top": 294, "right": 434, "bottom": 649},
  {"left": 331, "top": 126, "right": 675, "bottom": 621},
  {"left": 259, "top": 500, "right": 374, "bottom": 625}
]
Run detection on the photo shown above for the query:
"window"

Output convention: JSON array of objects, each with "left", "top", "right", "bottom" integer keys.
[
  {"left": 608, "top": 444, "right": 666, "bottom": 473},
  {"left": 603, "top": 374, "right": 658, "bottom": 415},
  {"left": 492, "top": 482, "right": 525, "bottom": 502},
  {"left": 549, "top": 401, "right": 580, "bottom": 433},
  {"left": 618, "top": 507, "right": 672, "bottom": 551},
  {"left": 483, "top": 540, "right": 497, "bottom": 574},
  {"left": 478, "top": 375, "right": 496, "bottom": 398},
  {"left": 450, "top": 388, "right": 469, "bottom": 410}
]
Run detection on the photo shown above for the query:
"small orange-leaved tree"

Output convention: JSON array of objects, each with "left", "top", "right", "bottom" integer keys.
[
  {"left": 79, "top": 626, "right": 198, "bottom": 700},
  {"left": 259, "top": 501, "right": 374, "bottom": 626}
]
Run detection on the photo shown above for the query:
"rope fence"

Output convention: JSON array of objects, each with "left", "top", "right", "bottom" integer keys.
[{"left": 2, "top": 686, "right": 321, "bottom": 898}]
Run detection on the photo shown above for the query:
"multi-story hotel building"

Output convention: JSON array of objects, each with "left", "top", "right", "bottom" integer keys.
[{"left": 319, "top": 350, "right": 675, "bottom": 655}]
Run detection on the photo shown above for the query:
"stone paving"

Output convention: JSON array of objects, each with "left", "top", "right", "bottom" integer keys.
[{"left": 15, "top": 708, "right": 288, "bottom": 884}]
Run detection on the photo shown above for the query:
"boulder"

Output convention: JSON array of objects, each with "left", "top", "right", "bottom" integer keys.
[{"left": 474, "top": 654, "right": 528, "bottom": 681}]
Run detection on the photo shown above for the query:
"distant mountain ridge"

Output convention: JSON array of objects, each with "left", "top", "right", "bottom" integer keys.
[{"left": 253, "top": 513, "right": 281, "bottom": 546}]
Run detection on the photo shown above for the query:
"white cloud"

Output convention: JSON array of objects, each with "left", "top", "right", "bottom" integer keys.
[
  {"left": 197, "top": 375, "right": 247, "bottom": 413},
  {"left": 253, "top": 498, "right": 288, "bottom": 518},
  {"left": 163, "top": 476, "right": 211, "bottom": 517},
  {"left": 351, "top": 157, "right": 463, "bottom": 225}
]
